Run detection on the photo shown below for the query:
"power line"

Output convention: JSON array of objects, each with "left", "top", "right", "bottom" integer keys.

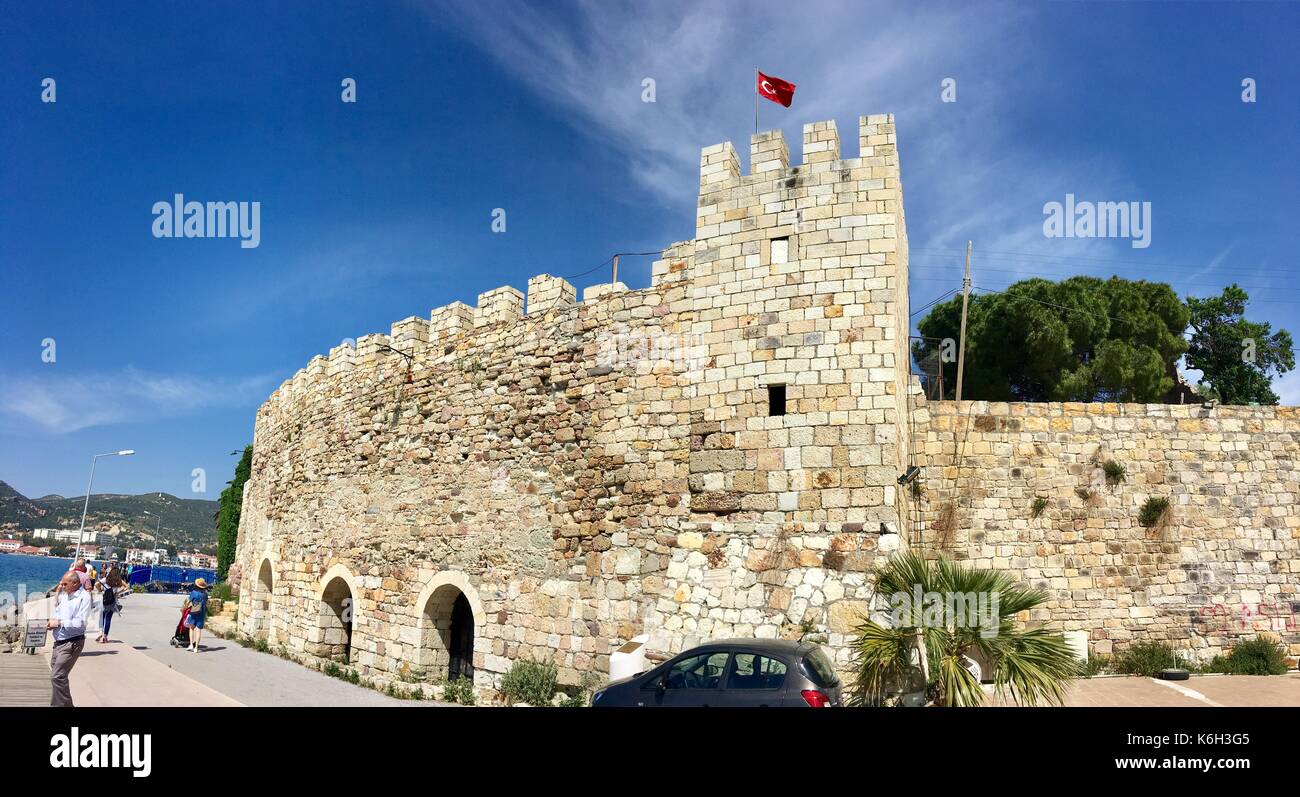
[
  {"left": 908, "top": 257, "right": 1300, "bottom": 296},
  {"left": 910, "top": 288, "right": 959, "bottom": 317},
  {"left": 971, "top": 284, "right": 1300, "bottom": 354},
  {"left": 911, "top": 247, "right": 1296, "bottom": 278},
  {"left": 565, "top": 256, "right": 614, "bottom": 281},
  {"left": 564, "top": 250, "right": 665, "bottom": 282},
  {"left": 971, "top": 285, "right": 1135, "bottom": 326}
]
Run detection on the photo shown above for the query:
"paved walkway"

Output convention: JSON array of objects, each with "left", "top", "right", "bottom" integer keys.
[
  {"left": 12, "top": 593, "right": 444, "bottom": 707},
  {"left": 0, "top": 652, "right": 53, "bottom": 706},
  {"left": 101, "top": 593, "right": 437, "bottom": 706},
  {"left": 993, "top": 673, "right": 1300, "bottom": 706}
]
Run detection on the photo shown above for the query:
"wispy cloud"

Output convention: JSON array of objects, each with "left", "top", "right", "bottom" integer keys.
[
  {"left": 214, "top": 215, "right": 446, "bottom": 325},
  {"left": 420, "top": 0, "right": 1035, "bottom": 204},
  {"left": 421, "top": 0, "right": 1156, "bottom": 293},
  {"left": 2, "top": 368, "right": 277, "bottom": 434}
]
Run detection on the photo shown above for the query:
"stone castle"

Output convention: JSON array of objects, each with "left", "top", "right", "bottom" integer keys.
[{"left": 231, "top": 113, "right": 1299, "bottom": 695}]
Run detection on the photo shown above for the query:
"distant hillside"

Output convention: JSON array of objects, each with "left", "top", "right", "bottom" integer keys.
[{"left": 0, "top": 480, "right": 218, "bottom": 550}]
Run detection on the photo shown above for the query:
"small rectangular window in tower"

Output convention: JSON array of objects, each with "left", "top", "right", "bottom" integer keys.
[
  {"left": 771, "top": 237, "right": 789, "bottom": 265},
  {"left": 767, "top": 384, "right": 787, "bottom": 417}
]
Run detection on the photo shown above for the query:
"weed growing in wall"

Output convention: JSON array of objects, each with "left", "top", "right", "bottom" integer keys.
[
  {"left": 1138, "top": 496, "right": 1171, "bottom": 528},
  {"left": 1030, "top": 497, "right": 1049, "bottom": 518}
]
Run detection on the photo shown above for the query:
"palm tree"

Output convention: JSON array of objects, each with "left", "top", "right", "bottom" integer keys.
[{"left": 849, "top": 550, "right": 1079, "bottom": 707}]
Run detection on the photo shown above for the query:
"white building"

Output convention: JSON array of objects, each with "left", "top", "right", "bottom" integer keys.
[
  {"left": 32, "top": 528, "right": 98, "bottom": 543},
  {"left": 126, "top": 548, "right": 162, "bottom": 565},
  {"left": 0, "top": 539, "right": 21, "bottom": 553}
]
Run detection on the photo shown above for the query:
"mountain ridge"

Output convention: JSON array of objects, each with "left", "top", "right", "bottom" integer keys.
[{"left": 0, "top": 480, "right": 218, "bottom": 549}]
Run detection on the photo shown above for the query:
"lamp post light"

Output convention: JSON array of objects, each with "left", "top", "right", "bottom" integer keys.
[
  {"left": 143, "top": 510, "right": 165, "bottom": 564},
  {"left": 74, "top": 450, "right": 134, "bottom": 562}
]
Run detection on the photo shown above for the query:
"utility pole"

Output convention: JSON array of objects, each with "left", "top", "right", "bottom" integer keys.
[{"left": 955, "top": 240, "right": 972, "bottom": 401}]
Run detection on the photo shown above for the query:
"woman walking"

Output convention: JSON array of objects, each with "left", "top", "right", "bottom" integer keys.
[
  {"left": 96, "top": 564, "right": 125, "bottom": 642},
  {"left": 185, "top": 577, "right": 209, "bottom": 652}
]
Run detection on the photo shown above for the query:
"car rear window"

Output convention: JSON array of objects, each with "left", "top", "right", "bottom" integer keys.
[{"left": 801, "top": 647, "right": 840, "bottom": 688}]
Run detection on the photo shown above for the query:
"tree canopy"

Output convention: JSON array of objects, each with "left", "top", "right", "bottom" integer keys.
[
  {"left": 215, "top": 445, "right": 252, "bottom": 581},
  {"left": 1185, "top": 285, "right": 1295, "bottom": 404},
  {"left": 913, "top": 276, "right": 1190, "bottom": 402}
]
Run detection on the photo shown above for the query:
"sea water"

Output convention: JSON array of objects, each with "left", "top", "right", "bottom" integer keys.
[{"left": 0, "top": 552, "right": 77, "bottom": 601}]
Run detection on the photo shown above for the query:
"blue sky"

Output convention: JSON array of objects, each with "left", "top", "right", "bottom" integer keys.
[{"left": 2, "top": 0, "right": 1297, "bottom": 498}]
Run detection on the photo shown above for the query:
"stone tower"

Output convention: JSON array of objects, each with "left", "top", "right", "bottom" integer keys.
[{"left": 659, "top": 115, "right": 912, "bottom": 528}]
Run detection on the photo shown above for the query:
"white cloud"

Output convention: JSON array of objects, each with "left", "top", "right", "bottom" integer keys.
[
  {"left": 420, "top": 0, "right": 1159, "bottom": 299},
  {"left": 1, "top": 368, "right": 277, "bottom": 434},
  {"left": 420, "top": 0, "right": 1035, "bottom": 205}
]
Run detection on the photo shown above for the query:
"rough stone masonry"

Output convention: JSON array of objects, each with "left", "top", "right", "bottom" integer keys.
[{"left": 232, "top": 113, "right": 1298, "bottom": 697}]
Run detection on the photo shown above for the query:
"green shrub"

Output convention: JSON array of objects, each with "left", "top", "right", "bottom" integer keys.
[
  {"left": 1081, "top": 654, "right": 1110, "bottom": 678},
  {"left": 322, "top": 661, "right": 360, "bottom": 684},
  {"left": 210, "top": 582, "right": 236, "bottom": 603},
  {"left": 1102, "top": 460, "right": 1126, "bottom": 487},
  {"left": 501, "top": 658, "right": 559, "bottom": 706},
  {"left": 1138, "top": 497, "right": 1170, "bottom": 527},
  {"left": 1030, "top": 497, "right": 1049, "bottom": 518},
  {"left": 559, "top": 692, "right": 587, "bottom": 708},
  {"left": 1223, "top": 638, "right": 1288, "bottom": 675},
  {"left": 443, "top": 676, "right": 476, "bottom": 705},
  {"left": 1111, "top": 641, "right": 1177, "bottom": 677},
  {"left": 1194, "top": 655, "right": 1232, "bottom": 674}
]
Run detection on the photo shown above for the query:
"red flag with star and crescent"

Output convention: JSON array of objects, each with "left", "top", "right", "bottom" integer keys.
[{"left": 757, "top": 71, "right": 795, "bottom": 107}]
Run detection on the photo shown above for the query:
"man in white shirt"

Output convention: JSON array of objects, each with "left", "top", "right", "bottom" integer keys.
[{"left": 48, "top": 571, "right": 91, "bottom": 707}]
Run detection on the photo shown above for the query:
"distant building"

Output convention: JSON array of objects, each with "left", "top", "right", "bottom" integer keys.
[
  {"left": 126, "top": 548, "right": 162, "bottom": 565},
  {"left": 32, "top": 528, "right": 98, "bottom": 543},
  {"left": 0, "top": 539, "right": 21, "bottom": 553},
  {"left": 177, "top": 551, "right": 216, "bottom": 567},
  {"left": 17, "top": 545, "right": 44, "bottom": 556}
]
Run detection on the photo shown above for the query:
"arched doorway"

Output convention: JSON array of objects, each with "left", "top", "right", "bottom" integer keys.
[
  {"left": 319, "top": 576, "right": 354, "bottom": 663},
  {"left": 449, "top": 593, "right": 474, "bottom": 681},
  {"left": 252, "top": 558, "right": 274, "bottom": 641},
  {"left": 417, "top": 577, "right": 480, "bottom": 682}
]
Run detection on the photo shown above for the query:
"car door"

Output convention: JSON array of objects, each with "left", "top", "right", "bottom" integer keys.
[
  {"left": 640, "top": 650, "right": 731, "bottom": 707},
  {"left": 716, "top": 651, "right": 789, "bottom": 707}
]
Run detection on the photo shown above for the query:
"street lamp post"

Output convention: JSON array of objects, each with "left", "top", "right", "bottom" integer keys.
[
  {"left": 74, "top": 450, "right": 134, "bottom": 562},
  {"left": 144, "top": 510, "right": 164, "bottom": 564}
]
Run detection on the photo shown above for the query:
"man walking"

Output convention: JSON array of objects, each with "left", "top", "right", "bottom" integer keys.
[{"left": 48, "top": 571, "right": 91, "bottom": 706}]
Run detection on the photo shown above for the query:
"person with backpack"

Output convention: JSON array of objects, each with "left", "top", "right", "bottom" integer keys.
[
  {"left": 185, "top": 578, "right": 209, "bottom": 652},
  {"left": 96, "top": 564, "right": 125, "bottom": 642}
]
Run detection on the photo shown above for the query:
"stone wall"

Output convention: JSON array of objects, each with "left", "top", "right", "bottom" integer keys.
[
  {"left": 233, "top": 115, "right": 915, "bottom": 694},
  {"left": 914, "top": 399, "right": 1300, "bottom": 661}
]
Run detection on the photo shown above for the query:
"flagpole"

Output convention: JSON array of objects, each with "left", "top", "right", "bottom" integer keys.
[{"left": 754, "top": 66, "right": 759, "bottom": 136}]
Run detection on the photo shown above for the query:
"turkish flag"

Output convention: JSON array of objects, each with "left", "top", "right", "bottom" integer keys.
[{"left": 757, "top": 71, "right": 795, "bottom": 107}]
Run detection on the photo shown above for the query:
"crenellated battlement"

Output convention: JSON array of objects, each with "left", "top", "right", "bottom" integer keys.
[
  {"left": 260, "top": 264, "right": 680, "bottom": 420},
  {"left": 258, "top": 113, "right": 908, "bottom": 429},
  {"left": 699, "top": 115, "right": 898, "bottom": 189}
]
